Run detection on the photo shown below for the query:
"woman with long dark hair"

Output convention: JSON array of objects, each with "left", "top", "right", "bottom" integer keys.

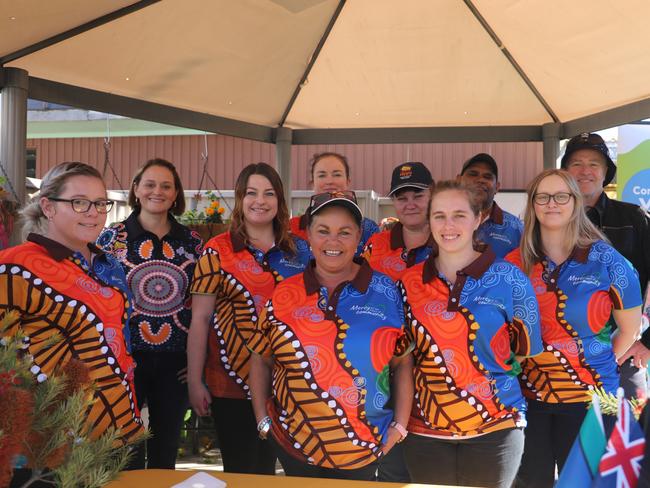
[{"left": 187, "top": 162, "right": 311, "bottom": 474}]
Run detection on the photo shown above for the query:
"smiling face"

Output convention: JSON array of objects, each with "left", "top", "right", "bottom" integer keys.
[
  {"left": 133, "top": 164, "right": 178, "bottom": 216},
  {"left": 533, "top": 174, "right": 576, "bottom": 232},
  {"left": 392, "top": 188, "right": 431, "bottom": 230},
  {"left": 429, "top": 189, "right": 480, "bottom": 254},
  {"left": 242, "top": 174, "right": 278, "bottom": 227},
  {"left": 307, "top": 205, "right": 361, "bottom": 276},
  {"left": 311, "top": 155, "right": 350, "bottom": 193},
  {"left": 564, "top": 148, "right": 607, "bottom": 204},
  {"left": 459, "top": 162, "right": 500, "bottom": 210},
  {"left": 41, "top": 175, "right": 108, "bottom": 251}
]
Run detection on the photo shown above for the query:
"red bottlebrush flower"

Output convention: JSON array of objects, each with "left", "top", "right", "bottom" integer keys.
[
  {"left": 60, "top": 359, "right": 91, "bottom": 395},
  {"left": 0, "top": 387, "right": 34, "bottom": 483}
]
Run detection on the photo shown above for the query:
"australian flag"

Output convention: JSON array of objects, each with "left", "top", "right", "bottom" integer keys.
[{"left": 592, "top": 392, "right": 645, "bottom": 488}]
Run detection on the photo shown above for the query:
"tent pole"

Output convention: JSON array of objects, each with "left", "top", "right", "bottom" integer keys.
[
  {"left": 542, "top": 122, "right": 561, "bottom": 170},
  {"left": 0, "top": 67, "right": 28, "bottom": 245},
  {"left": 275, "top": 127, "right": 293, "bottom": 214}
]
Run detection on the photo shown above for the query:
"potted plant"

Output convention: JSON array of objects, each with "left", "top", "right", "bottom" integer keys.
[{"left": 179, "top": 191, "right": 229, "bottom": 242}]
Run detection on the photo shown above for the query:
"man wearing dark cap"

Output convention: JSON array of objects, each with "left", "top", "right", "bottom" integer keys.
[
  {"left": 364, "top": 162, "right": 434, "bottom": 282},
  {"left": 458, "top": 153, "right": 523, "bottom": 258},
  {"left": 562, "top": 132, "right": 650, "bottom": 398}
]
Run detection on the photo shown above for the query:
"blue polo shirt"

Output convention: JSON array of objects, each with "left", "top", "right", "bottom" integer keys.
[
  {"left": 478, "top": 203, "right": 523, "bottom": 258},
  {"left": 506, "top": 241, "right": 643, "bottom": 403},
  {"left": 399, "top": 246, "right": 542, "bottom": 437}
]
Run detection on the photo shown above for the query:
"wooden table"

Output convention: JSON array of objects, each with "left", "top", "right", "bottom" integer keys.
[{"left": 104, "top": 469, "right": 454, "bottom": 487}]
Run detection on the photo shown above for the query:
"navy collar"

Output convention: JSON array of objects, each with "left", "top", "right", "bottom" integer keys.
[
  {"left": 124, "top": 210, "right": 185, "bottom": 240},
  {"left": 304, "top": 256, "right": 372, "bottom": 295},
  {"left": 28, "top": 233, "right": 105, "bottom": 262}
]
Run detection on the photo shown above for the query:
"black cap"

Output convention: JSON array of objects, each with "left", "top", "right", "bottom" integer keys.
[
  {"left": 388, "top": 162, "right": 433, "bottom": 197},
  {"left": 309, "top": 191, "right": 363, "bottom": 225},
  {"left": 561, "top": 133, "right": 616, "bottom": 186},
  {"left": 460, "top": 153, "right": 499, "bottom": 180}
]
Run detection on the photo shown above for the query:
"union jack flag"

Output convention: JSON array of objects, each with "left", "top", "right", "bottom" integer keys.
[{"left": 592, "top": 392, "right": 645, "bottom": 488}]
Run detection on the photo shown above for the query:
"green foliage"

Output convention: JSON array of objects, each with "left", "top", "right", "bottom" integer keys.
[
  {"left": 592, "top": 386, "right": 645, "bottom": 420},
  {"left": 179, "top": 191, "right": 226, "bottom": 224}
]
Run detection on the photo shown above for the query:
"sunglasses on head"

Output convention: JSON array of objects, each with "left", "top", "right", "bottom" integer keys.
[{"left": 309, "top": 190, "right": 358, "bottom": 210}]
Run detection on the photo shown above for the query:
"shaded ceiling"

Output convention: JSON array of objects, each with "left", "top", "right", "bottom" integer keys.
[{"left": 2, "top": 0, "right": 650, "bottom": 143}]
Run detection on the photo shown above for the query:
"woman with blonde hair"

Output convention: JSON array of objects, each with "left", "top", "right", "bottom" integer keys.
[
  {"left": 506, "top": 169, "right": 642, "bottom": 488},
  {"left": 187, "top": 162, "right": 311, "bottom": 474},
  {"left": 0, "top": 162, "right": 142, "bottom": 483}
]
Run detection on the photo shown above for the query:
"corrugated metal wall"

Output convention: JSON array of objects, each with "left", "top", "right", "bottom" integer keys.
[{"left": 28, "top": 134, "right": 542, "bottom": 193}]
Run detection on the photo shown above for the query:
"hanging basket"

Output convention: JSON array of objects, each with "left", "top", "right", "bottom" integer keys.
[{"left": 186, "top": 222, "right": 230, "bottom": 242}]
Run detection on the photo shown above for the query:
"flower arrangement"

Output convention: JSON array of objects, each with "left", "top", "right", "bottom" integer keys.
[
  {"left": 179, "top": 190, "right": 226, "bottom": 225},
  {"left": 0, "top": 310, "right": 145, "bottom": 487}
]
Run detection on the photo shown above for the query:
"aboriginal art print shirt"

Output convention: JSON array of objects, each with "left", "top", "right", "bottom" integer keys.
[
  {"left": 290, "top": 214, "right": 379, "bottom": 257},
  {"left": 191, "top": 231, "right": 311, "bottom": 399},
  {"left": 399, "top": 246, "right": 542, "bottom": 438},
  {"left": 248, "top": 258, "right": 409, "bottom": 470},
  {"left": 506, "top": 241, "right": 642, "bottom": 403},
  {"left": 477, "top": 203, "right": 523, "bottom": 258},
  {"left": 97, "top": 211, "right": 203, "bottom": 353},
  {"left": 363, "top": 222, "right": 433, "bottom": 281},
  {"left": 0, "top": 234, "right": 142, "bottom": 441}
]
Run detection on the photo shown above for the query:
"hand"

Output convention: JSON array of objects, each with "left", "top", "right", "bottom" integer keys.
[
  {"left": 188, "top": 382, "right": 212, "bottom": 416},
  {"left": 177, "top": 366, "right": 188, "bottom": 384},
  {"left": 618, "top": 340, "right": 650, "bottom": 369},
  {"left": 380, "top": 426, "right": 403, "bottom": 455}
]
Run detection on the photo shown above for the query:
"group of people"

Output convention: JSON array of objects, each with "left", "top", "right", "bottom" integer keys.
[{"left": 1, "top": 132, "right": 648, "bottom": 488}]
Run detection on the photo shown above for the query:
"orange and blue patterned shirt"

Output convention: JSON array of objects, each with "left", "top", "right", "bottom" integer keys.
[
  {"left": 478, "top": 202, "right": 523, "bottom": 258},
  {"left": 97, "top": 211, "right": 203, "bottom": 353},
  {"left": 363, "top": 222, "right": 433, "bottom": 281},
  {"left": 399, "top": 246, "right": 542, "bottom": 438},
  {"left": 248, "top": 258, "right": 409, "bottom": 470},
  {"left": 290, "top": 213, "right": 379, "bottom": 257},
  {"left": 506, "top": 241, "right": 642, "bottom": 404},
  {"left": 190, "top": 231, "right": 311, "bottom": 399},
  {"left": 0, "top": 234, "right": 142, "bottom": 442}
]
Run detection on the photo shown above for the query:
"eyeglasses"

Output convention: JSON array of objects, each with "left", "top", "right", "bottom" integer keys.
[
  {"left": 48, "top": 197, "right": 115, "bottom": 214},
  {"left": 532, "top": 192, "right": 573, "bottom": 206},
  {"left": 309, "top": 190, "right": 358, "bottom": 209}
]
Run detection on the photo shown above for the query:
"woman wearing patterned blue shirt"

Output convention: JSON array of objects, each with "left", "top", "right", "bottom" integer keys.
[
  {"left": 399, "top": 180, "right": 542, "bottom": 488},
  {"left": 507, "top": 169, "right": 642, "bottom": 488},
  {"left": 98, "top": 158, "right": 202, "bottom": 469}
]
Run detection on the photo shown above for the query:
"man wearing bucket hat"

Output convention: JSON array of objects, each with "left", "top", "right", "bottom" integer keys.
[{"left": 562, "top": 132, "right": 650, "bottom": 398}]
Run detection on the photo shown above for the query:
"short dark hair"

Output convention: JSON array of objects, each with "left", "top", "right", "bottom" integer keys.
[
  {"left": 128, "top": 158, "right": 185, "bottom": 215},
  {"left": 309, "top": 152, "right": 350, "bottom": 183}
]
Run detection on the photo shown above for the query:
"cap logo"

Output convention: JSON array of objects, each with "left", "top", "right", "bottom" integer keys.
[
  {"left": 399, "top": 165, "right": 412, "bottom": 180},
  {"left": 580, "top": 132, "right": 590, "bottom": 142}
]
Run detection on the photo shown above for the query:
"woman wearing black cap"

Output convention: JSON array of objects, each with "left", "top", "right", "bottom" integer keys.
[
  {"left": 248, "top": 190, "right": 413, "bottom": 480},
  {"left": 364, "top": 162, "right": 434, "bottom": 283}
]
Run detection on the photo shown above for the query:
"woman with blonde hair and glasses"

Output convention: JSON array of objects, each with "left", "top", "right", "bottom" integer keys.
[
  {"left": 0, "top": 162, "right": 142, "bottom": 485},
  {"left": 506, "top": 169, "right": 642, "bottom": 488}
]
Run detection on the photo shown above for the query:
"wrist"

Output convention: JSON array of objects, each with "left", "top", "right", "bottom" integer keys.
[
  {"left": 257, "top": 415, "right": 272, "bottom": 439},
  {"left": 390, "top": 421, "right": 408, "bottom": 442}
]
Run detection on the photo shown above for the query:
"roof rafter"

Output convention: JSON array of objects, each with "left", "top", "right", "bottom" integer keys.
[
  {"left": 278, "top": 0, "right": 347, "bottom": 127},
  {"left": 462, "top": 0, "right": 559, "bottom": 123},
  {"left": 0, "top": 0, "right": 161, "bottom": 66}
]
